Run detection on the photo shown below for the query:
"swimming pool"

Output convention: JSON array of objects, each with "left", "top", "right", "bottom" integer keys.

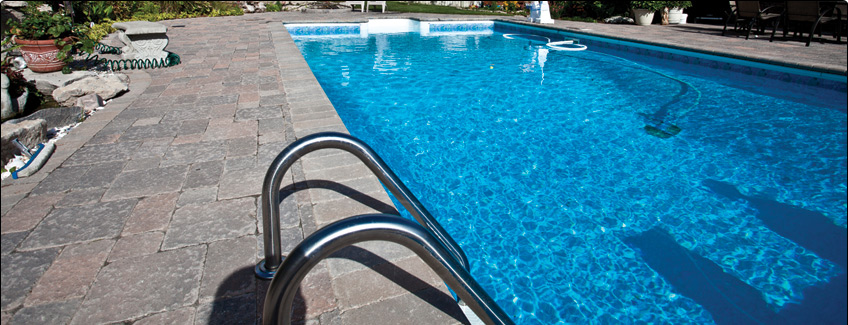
[{"left": 287, "top": 20, "right": 847, "bottom": 324}]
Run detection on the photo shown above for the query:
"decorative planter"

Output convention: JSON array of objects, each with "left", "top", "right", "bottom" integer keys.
[
  {"left": 668, "top": 7, "right": 684, "bottom": 24},
  {"left": 632, "top": 9, "right": 655, "bottom": 26},
  {"left": 14, "top": 37, "right": 71, "bottom": 73}
]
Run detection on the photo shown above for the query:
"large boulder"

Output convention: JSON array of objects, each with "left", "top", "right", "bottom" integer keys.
[
  {"left": 52, "top": 73, "right": 129, "bottom": 107},
  {"left": 1, "top": 118, "right": 46, "bottom": 165},
  {"left": 5, "top": 106, "right": 85, "bottom": 130}
]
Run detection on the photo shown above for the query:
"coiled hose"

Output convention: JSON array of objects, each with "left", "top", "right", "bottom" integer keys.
[{"left": 78, "top": 42, "right": 181, "bottom": 71}]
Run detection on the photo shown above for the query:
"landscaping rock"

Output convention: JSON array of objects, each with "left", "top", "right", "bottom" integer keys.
[
  {"left": 1, "top": 118, "right": 46, "bottom": 165},
  {"left": 605, "top": 16, "right": 635, "bottom": 24},
  {"left": 22, "top": 70, "right": 92, "bottom": 96},
  {"left": 52, "top": 73, "right": 129, "bottom": 107},
  {"left": 5, "top": 106, "right": 85, "bottom": 130},
  {"left": 76, "top": 93, "right": 104, "bottom": 114}
]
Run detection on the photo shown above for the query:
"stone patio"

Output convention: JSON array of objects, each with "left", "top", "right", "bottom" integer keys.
[{"left": 1, "top": 9, "right": 846, "bottom": 325}]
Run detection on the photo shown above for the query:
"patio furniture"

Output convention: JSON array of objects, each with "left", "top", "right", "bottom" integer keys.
[
  {"left": 770, "top": 1, "right": 843, "bottom": 46},
  {"left": 722, "top": 1, "right": 784, "bottom": 40},
  {"left": 367, "top": 1, "right": 386, "bottom": 13},
  {"left": 346, "top": 1, "right": 365, "bottom": 12}
]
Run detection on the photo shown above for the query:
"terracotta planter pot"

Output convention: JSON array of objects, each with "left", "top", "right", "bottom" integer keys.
[{"left": 14, "top": 37, "right": 72, "bottom": 73}]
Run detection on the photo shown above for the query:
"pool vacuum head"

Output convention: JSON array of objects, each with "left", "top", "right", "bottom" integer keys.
[{"left": 640, "top": 113, "right": 681, "bottom": 139}]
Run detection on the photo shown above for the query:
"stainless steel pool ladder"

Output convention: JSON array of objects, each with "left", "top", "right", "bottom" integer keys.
[
  {"left": 262, "top": 214, "right": 514, "bottom": 325},
  {"left": 256, "top": 132, "right": 470, "bottom": 279}
]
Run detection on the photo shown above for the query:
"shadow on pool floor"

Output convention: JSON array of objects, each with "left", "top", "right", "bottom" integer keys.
[{"left": 625, "top": 227, "right": 846, "bottom": 324}]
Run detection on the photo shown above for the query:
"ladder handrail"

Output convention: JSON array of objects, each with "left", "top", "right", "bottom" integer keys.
[
  {"left": 257, "top": 132, "right": 470, "bottom": 279},
  {"left": 262, "top": 214, "right": 513, "bottom": 325}
]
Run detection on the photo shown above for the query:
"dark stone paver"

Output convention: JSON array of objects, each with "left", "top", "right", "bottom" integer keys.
[
  {"left": 19, "top": 200, "right": 136, "bottom": 250},
  {"left": 102, "top": 166, "right": 187, "bottom": 201},
  {"left": 62, "top": 141, "right": 141, "bottom": 166},
  {"left": 185, "top": 160, "right": 225, "bottom": 189},
  {"left": 195, "top": 294, "right": 256, "bottom": 325},
  {"left": 10, "top": 299, "right": 81, "bottom": 324},
  {"left": 161, "top": 198, "right": 256, "bottom": 249},
  {"left": 1, "top": 248, "right": 60, "bottom": 310},
  {"left": 70, "top": 245, "right": 206, "bottom": 324},
  {"left": 0, "top": 232, "right": 28, "bottom": 255},
  {"left": 160, "top": 141, "right": 227, "bottom": 167},
  {"left": 1, "top": 193, "right": 64, "bottom": 234},
  {"left": 122, "top": 192, "right": 179, "bottom": 235},
  {"left": 200, "top": 236, "right": 256, "bottom": 302},
  {"left": 25, "top": 239, "right": 114, "bottom": 306},
  {"left": 133, "top": 307, "right": 195, "bottom": 325}
]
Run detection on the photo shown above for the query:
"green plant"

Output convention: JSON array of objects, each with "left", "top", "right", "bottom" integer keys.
[
  {"left": 82, "top": 1, "right": 115, "bottom": 24},
  {"left": 629, "top": 1, "right": 666, "bottom": 11},
  {"left": 267, "top": 1, "right": 284, "bottom": 12},
  {"left": 664, "top": 1, "right": 693, "bottom": 9},
  {"left": 6, "top": 11, "right": 95, "bottom": 63}
]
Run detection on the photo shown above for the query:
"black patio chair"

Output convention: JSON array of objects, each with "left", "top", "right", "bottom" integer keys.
[
  {"left": 770, "top": 1, "right": 843, "bottom": 46},
  {"left": 722, "top": 1, "right": 784, "bottom": 40}
]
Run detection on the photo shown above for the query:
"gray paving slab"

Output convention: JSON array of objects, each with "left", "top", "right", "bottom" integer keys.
[
  {"left": 70, "top": 245, "right": 206, "bottom": 324},
  {"left": 9, "top": 299, "right": 81, "bottom": 325},
  {"left": 18, "top": 199, "right": 136, "bottom": 250},
  {"left": 0, "top": 232, "right": 28, "bottom": 256},
  {"left": 61, "top": 141, "right": 142, "bottom": 167},
  {"left": 160, "top": 141, "right": 228, "bottom": 167},
  {"left": 199, "top": 236, "right": 256, "bottom": 303},
  {"left": 102, "top": 166, "right": 188, "bottom": 201},
  {"left": 133, "top": 307, "right": 195, "bottom": 325},
  {"left": 1, "top": 247, "right": 60, "bottom": 311},
  {"left": 161, "top": 197, "right": 256, "bottom": 250}
]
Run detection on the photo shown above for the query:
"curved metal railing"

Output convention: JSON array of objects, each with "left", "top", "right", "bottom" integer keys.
[
  {"left": 262, "top": 214, "right": 513, "bottom": 325},
  {"left": 256, "top": 132, "right": 470, "bottom": 279}
]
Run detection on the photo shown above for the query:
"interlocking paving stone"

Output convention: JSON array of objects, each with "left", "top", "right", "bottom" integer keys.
[
  {"left": 10, "top": 299, "right": 81, "bottom": 324},
  {"left": 1, "top": 248, "right": 60, "bottom": 310},
  {"left": 332, "top": 256, "right": 443, "bottom": 310},
  {"left": 325, "top": 241, "right": 416, "bottom": 279},
  {"left": 70, "top": 245, "right": 206, "bottom": 324},
  {"left": 185, "top": 160, "right": 225, "bottom": 189},
  {"left": 177, "top": 186, "right": 218, "bottom": 207},
  {"left": 122, "top": 192, "right": 179, "bottom": 235},
  {"left": 162, "top": 198, "right": 256, "bottom": 250},
  {"left": 178, "top": 119, "right": 210, "bottom": 135},
  {"left": 336, "top": 288, "right": 466, "bottom": 325},
  {"left": 1, "top": 193, "right": 65, "bottom": 234},
  {"left": 0, "top": 232, "right": 28, "bottom": 255},
  {"left": 217, "top": 167, "right": 265, "bottom": 200},
  {"left": 107, "top": 231, "right": 164, "bottom": 262},
  {"left": 197, "top": 94, "right": 239, "bottom": 106},
  {"left": 25, "top": 239, "right": 114, "bottom": 306},
  {"left": 236, "top": 105, "right": 284, "bottom": 121},
  {"left": 120, "top": 123, "right": 180, "bottom": 142},
  {"left": 133, "top": 306, "right": 195, "bottom": 325},
  {"left": 29, "top": 166, "right": 90, "bottom": 195},
  {"left": 19, "top": 199, "right": 136, "bottom": 250},
  {"left": 55, "top": 188, "right": 106, "bottom": 207},
  {"left": 227, "top": 136, "right": 258, "bottom": 158},
  {"left": 132, "top": 138, "right": 173, "bottom": 159},
  {"left": 76, "top": 161, "right": 126, "bottom": 189},
  {"left": 199, "top": 236, "right": 256, "bottom": 303},
  {"left": 62, "top": 141, "right": 141, "bottom": 166},
  {"left": 195, "top": 294, "right": 256, "bottom": 325},
  {"left": 102, "top": 166, "right": 187, "bottom": 201},
  {"left": 160, "top": 141, "right": 228, "bottom": 167}
]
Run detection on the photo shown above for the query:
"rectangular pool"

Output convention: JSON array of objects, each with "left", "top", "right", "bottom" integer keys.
[{"left": 287, "top": 19, "right": 847, "bottom": 324}]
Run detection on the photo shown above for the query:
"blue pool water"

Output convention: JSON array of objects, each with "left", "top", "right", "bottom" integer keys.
[{"left": 289, "top": 21, "right": 847, "bottom": 324}]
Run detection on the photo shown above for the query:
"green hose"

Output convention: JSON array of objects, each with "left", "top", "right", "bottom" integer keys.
[{"left": 78, "top": 42, "right": 181, "bottom": 71}]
